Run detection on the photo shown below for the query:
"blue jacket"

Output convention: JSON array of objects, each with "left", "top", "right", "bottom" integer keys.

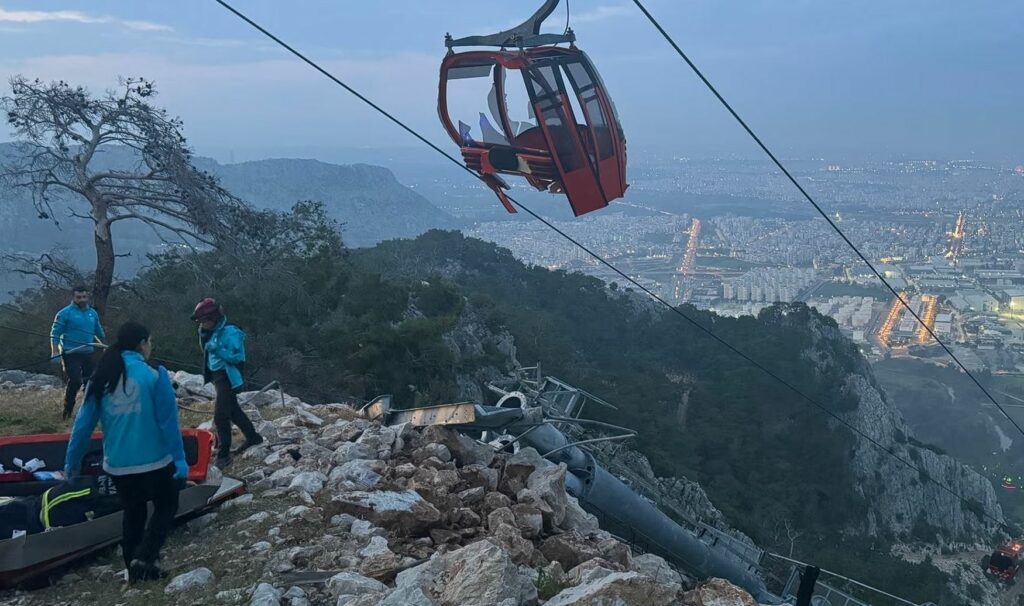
[
  {"left": 65, "top": 352, "right": 185, "bottom": 477},
  {"left": 201, "top": 318, "right": 246, "bottom": 390},
  {"left": 50, "top": 303, "right": 105, "bottom": 354}
]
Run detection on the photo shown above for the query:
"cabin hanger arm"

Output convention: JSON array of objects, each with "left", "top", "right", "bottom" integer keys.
[{"left": 445, "top": 0, "right": 575, "bottom": 49}]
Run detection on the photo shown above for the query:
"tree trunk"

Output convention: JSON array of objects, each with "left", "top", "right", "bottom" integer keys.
[{"left": 92, "top": 209, "right": 114, "bottom": 316}]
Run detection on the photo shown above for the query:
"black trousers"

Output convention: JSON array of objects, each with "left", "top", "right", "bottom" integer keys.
[
  {"left": 211, "top": 370, "right": 259, "bottom": 458},
  {"left": 61, "top": 352, "right": 94, "bottom": 413},
  {"left": 110, "top": 463, "right": 179, "bottom": 567}
]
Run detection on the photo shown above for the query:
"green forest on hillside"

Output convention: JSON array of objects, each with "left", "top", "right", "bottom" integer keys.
[
  {"left": 0, "top": 208, "right": 963, "bottom": 602},
  {"left": 357, "top": 231, "right": 871, "bottom": 535}
]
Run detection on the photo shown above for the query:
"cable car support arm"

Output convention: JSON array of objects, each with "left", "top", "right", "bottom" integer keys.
[{"left": 445, "top": 0, "right": 575, "bottom": 49}]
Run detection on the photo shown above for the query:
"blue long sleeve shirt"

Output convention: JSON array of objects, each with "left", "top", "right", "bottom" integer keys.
[
  {"left": 200, "top": 318, "right": 246, "bottom": 389},
  {"left": 50, "top": 303, "right": 105, "bottom": 354},
  {"left": 65, "top": 352, "right": 185, "bottom": 476}
]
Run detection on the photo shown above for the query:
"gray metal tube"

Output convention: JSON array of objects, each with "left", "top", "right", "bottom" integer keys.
[
  {"left": 579, "top": 465, "right": 775, "bottom": 602},
  {"left": 564, "top": 471, "right": 585, "bottom": 496},
  {"left": 515, "top": 422, "right": 590, "bottom": 471},
  {"left": 495, "top": 411, "right": 778, "bottom": 602},
  {"left": 515, "top": 423, "right": 776, "bottom": 602}
]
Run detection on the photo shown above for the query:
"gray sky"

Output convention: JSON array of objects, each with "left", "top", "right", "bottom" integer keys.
[{"left": 0, "top": 1, "right": 1021, "bottom": 163}]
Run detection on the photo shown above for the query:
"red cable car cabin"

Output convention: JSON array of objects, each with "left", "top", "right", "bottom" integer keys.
[
  {"left": 438, "top": 6, "right": 626, "bottom": 216},
  {"left": 988, "top": 541, "right": 1023, "bottom": 583}
]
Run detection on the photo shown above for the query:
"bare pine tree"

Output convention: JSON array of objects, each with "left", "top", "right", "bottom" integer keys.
[
  {"left": 1, "top": 251, "right": 84, "bottom": 291},
  {"left": 1, "top": 76, "right": 244, "bottom": 313}
]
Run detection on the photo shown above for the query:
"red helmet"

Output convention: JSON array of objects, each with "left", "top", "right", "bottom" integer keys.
[{"left": 191, "top": 297, "right": 222, "bottom": 322}]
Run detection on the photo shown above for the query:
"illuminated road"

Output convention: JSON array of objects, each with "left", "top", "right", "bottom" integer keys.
[
  {"left": 876, "top": 292, "right": 907, "bottom": 348},
  {"left": 945, "top": 211, "right": 967, "bottom": 261},
  {"left": 673, "top": 218, "right": 701, "bottom": 303},
  {"left": 916, "top": 295, "right": 938, "bottom": 344}
]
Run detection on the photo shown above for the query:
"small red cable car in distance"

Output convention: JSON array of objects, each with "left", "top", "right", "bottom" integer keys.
[
  {"left": 986, "top": 541, "right": 1023, "bottom": 584},
  {"left": 438, "top": 0, "right": 627, "bottom": 216}
]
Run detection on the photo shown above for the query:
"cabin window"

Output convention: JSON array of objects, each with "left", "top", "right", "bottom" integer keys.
[
  {"left": 563, "top": 60, "right": 615, "bottom": 161},
  {"left": 447, "top": 61, "right": 509, "bottom": 145},
  {"left": 523, "top": 64, "right": 583, "bottom": 172},
  {"left": 991, "top": 553, "right": 1014, "bottom": 569}
]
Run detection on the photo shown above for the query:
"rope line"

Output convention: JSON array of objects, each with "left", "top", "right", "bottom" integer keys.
[
  {"left": 0, "top": 322, "right": 365, "bottom": 405},
  {"left": 208, "top": 0, "right": 1012, "bottom": 533},
  {"left": 629, "top": 0, "right": 1024, "bottom": 441}
]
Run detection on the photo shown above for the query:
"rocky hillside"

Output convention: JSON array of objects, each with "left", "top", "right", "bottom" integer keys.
[
  {"left": 359, "top": 232, "right": 1005, "bottom": 549},
  {"left": 0, "top": 224, "right": 1008, "bottom": 603},
  {"left": 799, "top": 314, "right": 1003, "bottom": 543},
  {"left": 843, "top": 374, "right": 1001, "bottom": 540},
  {"left": 0, "top": 373, "right": 770, "bottom": 606},
  {"left": 873, "top": 358, "right": 1024, "bottom": 528}
]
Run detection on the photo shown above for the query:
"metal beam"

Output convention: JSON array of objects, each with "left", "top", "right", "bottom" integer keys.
[
  {"left": 445, "top": 0, "right": 574, "bottom": 49},
  {"left": 385, "top": 402, "right": 479, "bottom": 427}
]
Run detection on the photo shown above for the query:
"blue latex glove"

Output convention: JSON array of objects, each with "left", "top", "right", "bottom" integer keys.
[{"left": 173, "top": 460, "right": 189, "bottom": 480}]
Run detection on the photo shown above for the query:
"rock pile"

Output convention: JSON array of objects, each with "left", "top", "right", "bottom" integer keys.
[
  {"left": 0, "top": 370, "right": 61, "bottom": 389},
  {"left": 0, "top": 372, "right": 769, "bottom": 605},
  {"left": 203, "top": 383, "right": 768, "bottom": 605}
]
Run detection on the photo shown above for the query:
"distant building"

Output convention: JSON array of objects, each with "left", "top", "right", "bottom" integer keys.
[
  {"left": 977, "top": 270, "right": 1024, "bottom": 287},
  {"left": 1001, "top": 289, "right": 1024, "bottom": 312},
  {"left": 949, "top": 291, "right": 999, "bottom": 313}
]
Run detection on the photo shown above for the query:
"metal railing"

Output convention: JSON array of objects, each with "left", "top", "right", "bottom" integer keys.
[{"left": 781, "top": 567, "right": 874, "bottom": 606}]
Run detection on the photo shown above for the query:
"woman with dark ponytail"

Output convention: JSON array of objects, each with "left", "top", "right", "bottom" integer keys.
[{"left": 64, "top": 321, "right": 187, "bottom": 582}]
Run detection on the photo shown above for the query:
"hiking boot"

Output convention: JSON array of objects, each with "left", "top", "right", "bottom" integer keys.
[
  {"left": 232, "top": 434, "right": 265, "bottom": 456},
  {"left": 128, "top": 559, "right": 166, "bottom": 583},
  {"left": 214, "top": 454, "right": 233, "bottom": 469}
]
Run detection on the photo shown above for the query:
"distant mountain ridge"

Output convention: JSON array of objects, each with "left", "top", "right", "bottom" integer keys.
[
  {"left": 0, "top": 143, "right": 458, "bottom": 296},
  {"left": 197, "top": 157, "right": 458, "bottom": 247}
]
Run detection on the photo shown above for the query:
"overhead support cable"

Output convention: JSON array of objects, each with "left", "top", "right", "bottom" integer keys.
[
  {"left": 209, "top": 0, "right": 1012, "bottom": 533},
  {"left": 629, "top": 0, "right": 1024, "bottom": 441}
]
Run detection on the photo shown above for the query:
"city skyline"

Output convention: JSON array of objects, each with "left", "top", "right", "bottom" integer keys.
[{"left": 464, "top": 154, "right": 1024, "bottom": 373}]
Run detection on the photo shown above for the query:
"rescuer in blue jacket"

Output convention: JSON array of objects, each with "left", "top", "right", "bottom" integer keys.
[
  {"left": 50, "top": 285, "right": 106, "bottom": 419},
  {"left": 65, "top": 321, "right": 187, "bottom": 583},
  {"left": 192, "top": 298, "right": 263, "bottom": 467}
]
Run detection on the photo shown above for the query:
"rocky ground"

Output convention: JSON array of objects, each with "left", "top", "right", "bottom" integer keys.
[
  {"left": 890, "top": 543, "right": 1022, "bottom": 606},
  {"left": 0, "top": 373, "right": 770, "bottom": 606}
]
